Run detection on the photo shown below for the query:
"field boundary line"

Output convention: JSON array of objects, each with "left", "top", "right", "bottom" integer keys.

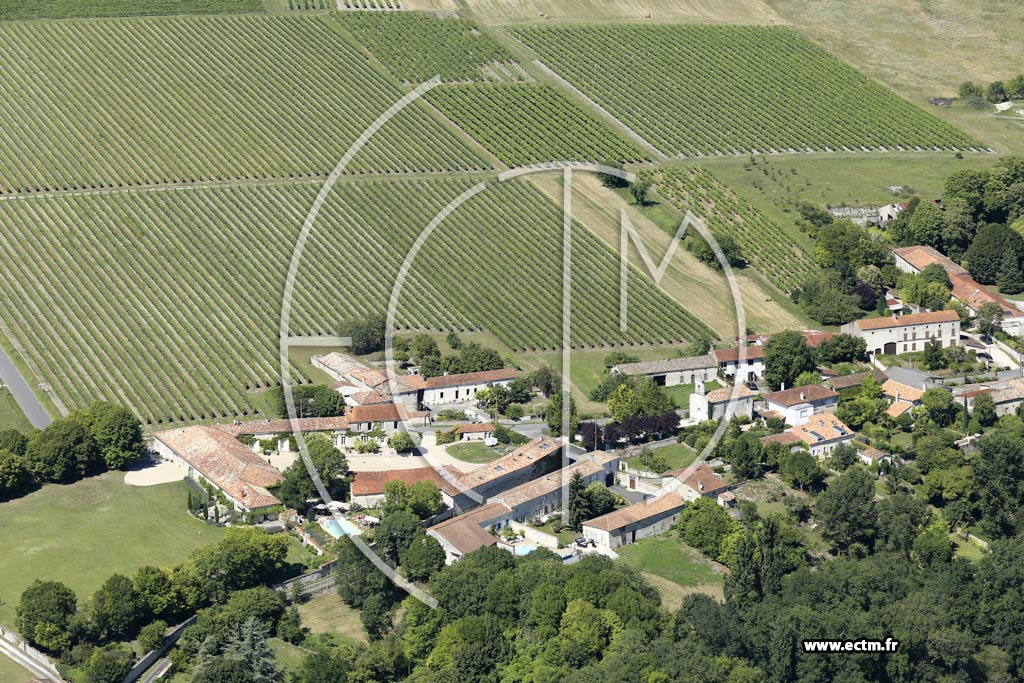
[{"left": 530, "top": 59, "right": 667, "bottom": 160}]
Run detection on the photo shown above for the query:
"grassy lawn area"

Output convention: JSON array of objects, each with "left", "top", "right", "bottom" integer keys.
[
  {"left": 662, "top": 380, "right": 720, "bottom": 408},
  {"left": 952, "top": 534, "right": 986, "bottom": 561},
  {"left": 625, "top": 442, "right": 697, "bottom": 473},
  {"left": 536, "top": 519, "right": 577, "bottom": 548},
  {"left": 0, "top": 388, "right": 32, "bottom": 433},
  {"left": 0, "top": 473, "right": 225, "bottom": 626},
  {"left": 0, "top": 653, "right": 33, "bottom": 683},
  {"left": 446, "top": 441, "right": 510, "bottom": 464},
  {"left": 890, "top": 432, "right": 914, "bottom": 451},
  {"left": 296, "top": 591, "right": 367, "bottom": 644},
  {"left": 270, "top": 638, "right": 313, "bottom": 675},
  {"left": 618, "top": 536, "right": 724, "bottom": 608}
]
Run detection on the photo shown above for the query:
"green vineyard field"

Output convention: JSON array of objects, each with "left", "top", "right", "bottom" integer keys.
[
  {"left": 339, "top": 12, "right": 521, "bottom": 83},
  {"left": 428, "top": 83, "right": 648, "bottom": 166},
  {"left": 0, "top": 177, "right": 709, "bottom": 424},
  {"left": 511, "top": 25, "right": 983, "bottom": 157},
  {"left": 649, "top": 166, "right": 817, "bottom": 293},
  {"left": 0, "top": 0, "right": 261, "bottom": 20},
  {"left": 0, "top": 15, "right": 485, "bottom": 194}
]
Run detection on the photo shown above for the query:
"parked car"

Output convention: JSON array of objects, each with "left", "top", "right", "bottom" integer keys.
[
  {"left": 978, "top": 352, "right": 993, "bottom": 362},
  {"left": 980, "top": 334, "right": 994, "bottom": 344}
]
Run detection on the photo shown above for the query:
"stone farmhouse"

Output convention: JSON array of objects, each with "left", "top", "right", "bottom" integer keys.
[
  {"left": 841, "top": 309, "right": 961, "bottom": 356},
  {"left": 689, "top": 378, "right": 753, "bottom": 421},
  {"left": 610, "top": 355, "right": 717, "bottom": 387},
  {"left": 350, "top": 467, "right": 459, "bottom": 509},
  {"left": 761, "top": 413, "right": 855, "bottom": 458},
  {"left": 760, "top": 384, "right": 839, "bottom": 426},
  {"left": 152, "top": 426, "right": 285, "bottom": 518},
  {"left": 581, "top": 492, "right": 685, "bottom": 549},
  {"left": 443, "top": 436, "right": 563, "bottom": 513},
  {"left": 661, "top": 463, "right": 735, "bottom": 506},
  {"left": 711, "top": 345, "right": 765, "bottom": 382},
  {"left": 420, "top": 368, "right": 516, "bottom": 405},
  {"left": 427, "top": 503, "right": 514, "bottom": 564},
  {"left": 486, "top": 453, "right": 619, "bottom": 523}
]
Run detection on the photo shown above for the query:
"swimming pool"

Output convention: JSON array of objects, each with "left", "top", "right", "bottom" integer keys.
[
  {"left": 513, "top": 544, "right": 538, "bottom": 556},
  {"left": 320, "top": 516, "right": 361, "bottom": 538}
]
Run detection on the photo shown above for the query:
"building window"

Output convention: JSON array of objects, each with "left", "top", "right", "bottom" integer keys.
[
  {"left": 912, "top": 343, "right": 917, "bottom": 351},
  {"left": 439, "top": 391, "right": 444, "bottom": 399}
]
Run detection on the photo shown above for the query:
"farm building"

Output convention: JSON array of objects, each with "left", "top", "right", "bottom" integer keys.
[
  {"left": 761, "top": 384, "right": 839, "bottom": 426},
  {"left": 456, "top": 423, "right": 496, "bottom": 441},
  {"left": 711, "top": 346, "right": 764, "bottom": 382},
  {"left": 420, "top": 368, "right": 517, "bottom": 405},
  {"left": 444, "top": 436, "right": 563, "bottom": 513},
  {"left": 955, "top": 378, "right": 1024, "bottom": 416},
  {"left": 661, "top": 463, "right": 734, "bottom": 507},
  {"left": 427, "top": 502, "right": 513, "bottom": 564},
  {"left": 151, "top": 426, "right": 284, "bottom": 518},
  {"left": 610, "top": 354, "right": 716, "bottom": 386},
  {"left": 841, "top": 310, "right": 961, "bottom": 355},
  {"left": 486, "top": 452, "right": 619, "bottom": 523},
  {"left": 783, "top": 413, "right": 855, "bottom": 458},
  {"left": 582, "top": 492, "right": 685, "bottom": 549},
  {"left": 218, "top": 416, "right": 351, "bottom": 453},
  {"left": 689, "top": 378, "right": 753, "bottom": 422},
  {"left": 825, "top": 369, "right": 887, "bottom": 392},
  {"left": 350, "top": 467, "right": 460, "bottom": 509}
]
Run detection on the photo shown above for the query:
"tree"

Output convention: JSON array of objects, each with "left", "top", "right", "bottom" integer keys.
[
  {"left": 267, "top": 384, "right": 345, "bottom": 419},
  {"left": 505, "top": 404, "right": 524, "bottom": 421},
  {"left": 908, "top": 200, "right": 945, "bottom": 249},
  {"left": 816, "top": 334, "right": 866, "bottom": 364},
  {"left": 217, "top": 619, "right": 283, "bottom": 683},
  {"left": 987, "top": 80, "right": 1007, "bottom": 103},
  {"left": 445, "top": 330, "right": 462, "bottom": 349},
  {"left": 188, "top": 527, "right": 288, "bottom": 603},
  {"left": 335, "top": 537, "right": 393, "bottom": 609},
  {"left": 630, "top": 177, "right": 651, "bottom": 205},
  {"left": 583, "top": 483, "right": 617, "bottom": 518},
  {"left": 89, "top": 573, "right": 142, "bottom": 641},
  {"left": 959, "top": 81, "right": 984, "bottom": 98},
  {"left": 0, "top": 449, "right": 33, "bottom": 501},
  {"left": 25, "top": 416, "right": 101, "bottom": 483},
  {"left": 876, "top": 493, "right": 929, "bottom": 557},
  {"left": 923, "top": 338, "right": 947, "bottom": 370},
  {"left": 974, "top": 431, "right": 1024, "bottom": 537},
  {"left": 341, "top": 314, "right": 386, "bottom": 355},
  {"left": 295, "top": 651, "right": 349, "bottom": 683},
  {"left": 780, "top": 450, "right": 822, "bottom": 491},
  {"left": 138, "top": 620, "right": 168, "bottom": 653},
  {"left": 913, "top": 519, "right": 954, "bottom": 566},
  {"left": 274, "top": 434, "right": 348, "bottom": 510},
  {"left": 977, "top": 301, "right": 1005, "bottom": 336},
  {"left": 676, "top": 497, "right": 741, "bottom": 560},
  {"left": 567, "top": 470, "right": 588, "bottom": 531},
  {"left": 380, "top": 479, "right": 442, "bottom": 519},
  {"left": 388, "top": 431, "right": 417, "bottom": 453},
  {"left": 0, "top": 428, "right": 28, "bottom": 456},
  {"left": 1007, "top": 75, "right": 1024, "bottom": 100},
  {"left": 763, "top": 331, "right": 816, "bottom": 391},
  {"left": 400, "top": 531, "right": 445, "bottom": 582},
  {"left": 607, "top": 383, "right": 641, "bottom": 423},
  {"left": 973, "top": 392, "right": 997, "bottom": 428},
  {"left": 190, "top": 658, "right": 257, "bottom": 683},
  {"left": 545, "top": 391, "right": 578, "bottom": 437},
  {"left": 726, "top": 434, "right": 762, "bottom": 480},
  {"left": 377, "top": 509, "right": 422, "bottom": 566},
  {"left": 78, "top": 402, "right": 145, "bottom": 470},
  {"left": 966, "top": 224, "right": 1024, "bottom": 284},
  {"left": 829, "top": 443, "right": 858, "bottom": 471},
  {"left": 815, "top": 467, "right": 876, "bottom": 550},
  {"left": 85, "top": 646, "right": 135, "bottom": 683},
  {"left": 921, "top": 388, "right": 958, "bottom": 426},
  {"left": 17, "top": 580, "right": 77, "bottom": 649},
  {"left": 360, "top": 592, "right": 393, "bottom": 641}
]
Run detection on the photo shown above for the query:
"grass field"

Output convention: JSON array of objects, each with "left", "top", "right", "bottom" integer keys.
[
  {"left": 617, "top": 536, "right": 724, "bottom": 607},
  {"left": 0, "top": 389, "right": 32, "bottom": 433},
  {"left": 428, "top": 83, "right": 648, "bottom": 166},
  {"left": 0, "top": 653, "right": 33, "bottom": 683},
  {"left": 462, "top": 0, "right": 782, "bottom": 25},
  {"left": 0, "top": 176, "right": 708, "bottom": 423},
  {"left": 0, "top": 15, "right": 484, "bottom": 194},
  {"left": 296, "top": 591, "right": 367, "bottom": 644},
  {"left": 512, "top": 25, "right": 981, "bottom": 158},
  {"left": 0, "top": 0, "right": 261, "bottom": 20},
  {"left": 446, "top": 442, "right": 508, "bottom": 464},
  {"left": 0, "top": 473, "right": 225, "bottom": 626}
]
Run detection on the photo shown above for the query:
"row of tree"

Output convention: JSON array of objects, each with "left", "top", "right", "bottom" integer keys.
[
  {"left": 959, "top": 76, "right": 1024, "bottom": 104},
  {"left": 0, "top": 402, "right": 144, "bottom": 501}
]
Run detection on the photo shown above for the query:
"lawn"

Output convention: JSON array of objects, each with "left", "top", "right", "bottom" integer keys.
[
  {"left": 0, "top": 473, "right": 225, "bottom": 626},
  {"left": 0, "top": 388, "right": 31, "bottom": 433},
  {"left": 0, "top": 653, "right": 33, "bottom": 683},
  {"left": 625, "top": 442, "right": 697, "bottom": 473},
  {"left": 617, "top": 536, "right": 724, "bottom": 607},
  {"left": 446, "top": 442, "right": 509, "bottom": 464},
  {"left": 952, "top": 534, "right": 986, "bottom": 561},
  {"left": 296, "top": 591, "right": 366, "bottom": 644},
  {"left": 270, "top": 638, "right": 313, "bottom": 675},
  {"left": 662, "top": 381, "right": 720, "bottom": 408},
  {"left": 535, "top": 519, "right": 577, "bottom": 548}
]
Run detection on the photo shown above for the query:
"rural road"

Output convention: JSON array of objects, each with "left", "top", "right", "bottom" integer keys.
[{"left": 0, "top": 346, "right": 52, "bottom": 429}]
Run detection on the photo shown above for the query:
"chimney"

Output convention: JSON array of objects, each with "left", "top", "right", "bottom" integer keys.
[
  {"left": 800, "top": 391, "right": 805, "bottom": 401},
  {"left": 781, "top": 381, "right": 786, "bottom": 391},
  {"left": 892, "top": 312, "right": 898, "bottom": 321},
  {"left": 698, "top": 480, "right": 704, "bottom": 491}
]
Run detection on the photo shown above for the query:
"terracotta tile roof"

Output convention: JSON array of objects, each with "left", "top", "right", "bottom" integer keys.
[
  {"left": 860, "top": 447, "right": 890, "bottom": 461},
  {"left": 760, "top": 431, "right": 802, "bottom": 446},
  {"left": 490, "top": 460, "right": 604, "bottom": 508},
  {"left": 612, "top": 355, "right": 716, "bottom": 375},
  {"left": 453, "top": 436, "right": 563, "bottom": 491},
  {"left": 456, "top": 422, "right": 495, "bottom": 434},
  {"left": 853, "top": 310, "right": 960, "bottom": 331},
  {"left": 349, "top": 390, "right": 391, "bottom": 406},
  {"left": 948, "top": 272, "right": 1021, "bottom": 317},
  {"left": 316, "top": 352, "right": 370, "bottom": 378},
  {"left": 347, "top": 367, "right": 389, "bottom": 389},
  {"left": 583, "top": 492, "right": 684, "bottom": 532},
  {"left": 423, "top": 367, "right": 516, "bottom": 389},
  {"left": 763, "top": 384, "right": 838, "bottom": 407},
  {"left": 427, "top": 502, "right": 510, "bottom": 555},
  {"left": 886, "top": 402, "right": 914, "bottom": 418},
  {"left": 881, "top": 379, "right": 925, "bottom": 403},
  {"left": 347, "top": 403, "right": 426, "bottom": 424},
  {"left": 666, "top": 463, "right": 727, "bottom": 496},
  {"left": 788, "top": 414, "right": 854, "bottom": 445},
  {"left": 802, "top": 332, "right": 834, "bottom": 348},
  {"left": 153, "top": 426, "right": 283, "bottom": 510},
  {"left": 759, "top": 410, "right": 785, "bottom": 421},
  {"left": 989, "top": 377, "right": 1024, "bottom": 404},
  {"left": 826, "top": 369, "right": 887, "bottom": 390},
  {"left": 892, "top": 245, "right": 967, "bottom": 275},
  {"left": 705, "top": 384, "right": 753, "bottom": 403},
  {"left": 218, "top": 416, "right": 350, "bottom": 436},
  {"left": 351, "top": 467, "right": 458, "bottom": 497},
  {"left": 712, "top": 346, "right": 764, "bottom": 363}
]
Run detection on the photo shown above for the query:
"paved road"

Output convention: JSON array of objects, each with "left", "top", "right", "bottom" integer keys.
[{"left": 0, "top": 346, "right": 51, "bottom": 429}]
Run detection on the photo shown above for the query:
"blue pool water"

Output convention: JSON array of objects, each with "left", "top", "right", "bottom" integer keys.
[
  {"left": 321, "top": 517, "right": 361, "bottom": 538},
  {"left": 513, "top": 544, "right": 538, "bottom": 556}
]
